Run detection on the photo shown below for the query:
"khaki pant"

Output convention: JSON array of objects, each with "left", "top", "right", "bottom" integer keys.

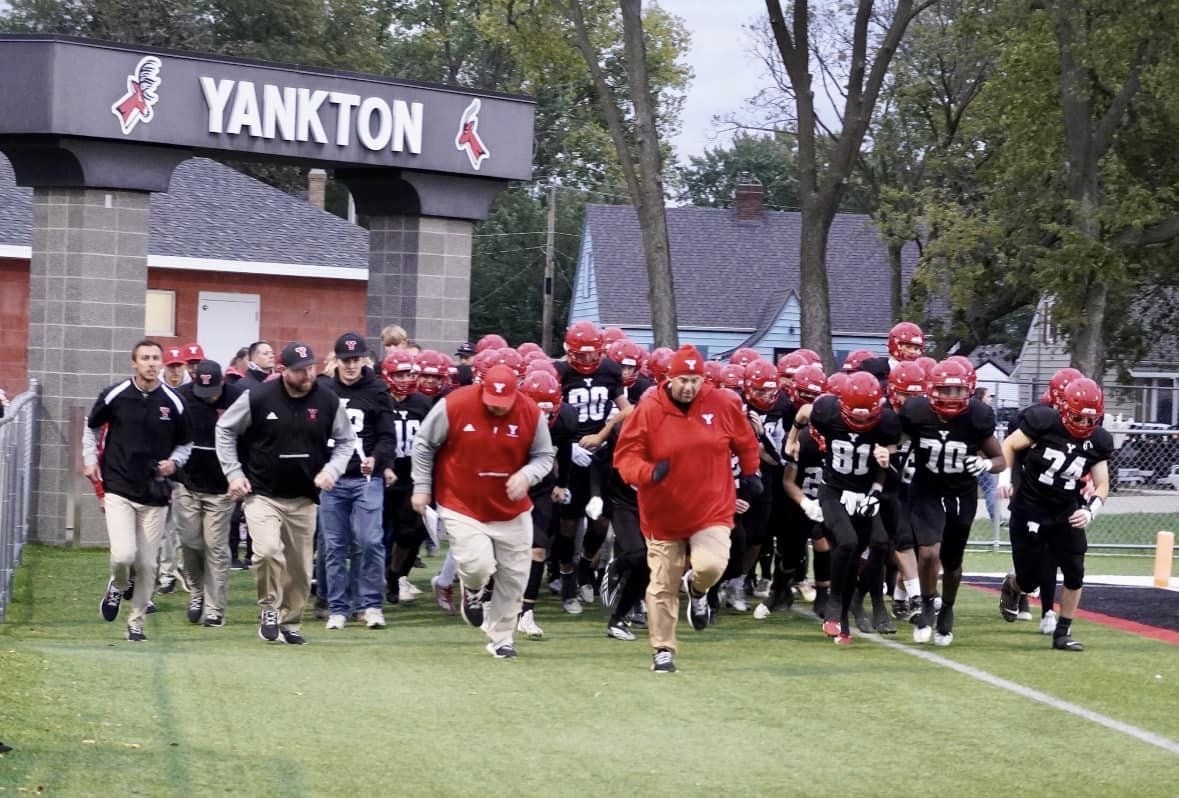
[
  {"left": 645, "top": 526, "right": 731, "bottom": 654},
  {"left": 157, "top": 501, "right": 181, "bottom": 585},
  {"left": 244, "top": 494, "right": 316, "bottom": 631},
  {"left": 438, "top": 506, "right": 532, "bottom": 648},
  {"left": 104, "top": 493, "right": 168, "bottom": 625},
  {"left": 172, "top": 484, "right": 235, "bottom": 616}
]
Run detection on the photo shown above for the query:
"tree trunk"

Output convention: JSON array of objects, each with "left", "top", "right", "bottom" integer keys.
[
  {"left": 888, "top": 239, "right": 904, "bottom": 323},
  {"left": 799, "top": 200, "right": 838, "bottom": 370}
]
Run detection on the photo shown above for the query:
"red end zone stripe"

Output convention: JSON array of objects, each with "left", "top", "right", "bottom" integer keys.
[{"left": 968, "top": 584, "right": 1179, "bottom": 647}]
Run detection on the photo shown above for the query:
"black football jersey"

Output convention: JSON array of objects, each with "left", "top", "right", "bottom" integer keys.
[
  {"left": 809, "top": 394, "right": 901, "bottom": 493},
  {"left": 883, "top": 438, "right": 914, "bottom": 495},
  {"left": 389, "top": 392, "right": 434, "bottom": 484},
  {"left": 787, "top": 426, "right": 825, "bottom": 500},
  {"left": 555, "top": 358, "right": 626, "bottom": 437},
  {"left": 901, "top": 396, "right": 996, "bottom": 496},
  {"left": 750, "top": 392, "right": 797, "bottom": 469},
  {"left": 1012, "top": 404, "right": 1113, "bottom": 518}
]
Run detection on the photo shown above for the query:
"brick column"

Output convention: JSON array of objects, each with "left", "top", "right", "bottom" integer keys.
[
  {"left": 27, "top": 187, "right": 150, "bottom": 545},
  {"left": 365, "top": 215, "right": 473, "bottom": 354}
]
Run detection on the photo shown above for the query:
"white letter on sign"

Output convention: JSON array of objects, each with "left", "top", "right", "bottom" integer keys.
[
  {"left": 262, "top": 84, "right": 297, "bottom": 140},
  {"left": 392, "top": 100, "right": 423, "bottom": 154},
  {"left": 200, "top": 77, "right": 235, "bottom": 134},
  {"left": 357, "top": 96, "right": 392, "bottom": 151},
  {"left": 297, "top": 88, "right": 329, "bottom": 144},
  {"left": 227, "top": 81, "right": 262, "bottom": 137},
  {"left": 329, "top": 92, "right": 361, "bottom": 146}
]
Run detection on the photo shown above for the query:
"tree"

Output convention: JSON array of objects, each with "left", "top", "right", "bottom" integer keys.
[
  {"left": 761, "top": 0, "right": 935, "bottom": 370},
  {"left": 678, "top": 131, "right": 800, "bottom": 209}
]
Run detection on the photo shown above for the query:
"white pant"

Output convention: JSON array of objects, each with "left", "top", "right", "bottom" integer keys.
[
  {"left": 438, "top": 506, "right": 532, "bottom": 648},
  {"left": 104, "top": 494, "right": 167, "bottom": 625}
]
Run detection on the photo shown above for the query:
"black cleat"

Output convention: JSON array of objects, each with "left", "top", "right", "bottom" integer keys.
[
  {"left": 851, "top": 590, "right": 873, "bottom": 633},
  {"left": 999, "top": 573, "right": 1021, "bottom": 622},
  {"left": 651, "top": 648, "right": 676, "bottom": 673},
  {"left": 126, "top": 622, "right": 146, "bottom": 642},
  {"left": 100, "top": 580, "right": 122, "bottom": 622},
  {"left": 873, "top": 601, "right": 896, "bottom": 634},
  {"left": 186, "top": 593, "right": 204, "bottom": 624},
  {"left": 1053, "top": 634, "right": 1084, "bottom": 652},
  {"left": 259, "top": 608, "right": 280, "bottom": 641},
  {"left": 460, "top": 584, "right": 486, "bottom": 628},
  {"left": 203, "top": 613, "right": 224, "bottom": 628},
  {"left": 280, "top": 629, "right": 306, "bottom": 645},
  {"left": 486, "top": 642, "right": 517, "bottom": 659},
  {"left": 157, "top": 577, "right": 176, "bottom": 595}
]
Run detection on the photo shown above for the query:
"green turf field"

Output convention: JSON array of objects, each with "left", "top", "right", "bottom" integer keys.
[
  {"left": 1, "top": 545, "right": 1177, "bottom": 796},
  {"left": 968, "top": 513, "right": 1179, "bottom": 549}
]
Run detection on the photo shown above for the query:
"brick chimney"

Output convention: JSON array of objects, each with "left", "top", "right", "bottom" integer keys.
[
  {"left": 734, "top": 173, "right": 764, "bottom": 221},
  {"left": 308, "top": 168, "right": 327, "bottom": 210}
]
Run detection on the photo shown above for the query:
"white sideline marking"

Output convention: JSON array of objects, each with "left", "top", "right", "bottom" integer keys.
[
  {"left": 873, "top": 634, "right": 1179, "bottom": 755},
  {"left": 966, "top": 572, "right": 1177, "bottom": 591}
]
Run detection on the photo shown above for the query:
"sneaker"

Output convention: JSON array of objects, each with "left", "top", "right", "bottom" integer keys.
[
  {"left": 579, "top": 583, "right": 595, "bottom": 605},
  {"left": 1017, "top": 593, "right": 1032, "bottom": 621},
  {"left": 100, "top": 580, "right": 122, "bottom": 622},
  {"left": 682, "top": 572, "right": 709, "bottom": 631},
  {"left": 562, "top": 597, "right": 583, "bottom": 615},
  {"left": 280, "top": 629, "right": 306, "bottom": 645},
  {"left": 936, "top": 604, "right": 954, "bottom": 638},
  {"left": 517, "top": 609, "right": 544, "bottom": 639},
  {"left": 203, "top": 613, "right": 224, "bottom": 628},
  {"left": 651, "top": 648, "right": 676, "bottom": 673},
  {"left": 145, "top": 601, "right": 158, "bottom": 614},
  {"left": 606, "top": 619, "right": 636, "bottom": 641},
  {"left": 259, "top": 608, "right": 280, "bottom": 641},
  {"left": 798, "top": 582, "right": 817, "bottom": 603},
  {"left": 548, "top": 577, "right": 562, "bottom": 595},
  {"left": 186, "top": 593, "right": 204, "bottom": 624},
  {"left": 486, "top": 642, "right": 517, "bottom": 659},
  {"left": 999, "top": 573, "right": 1021, "bottom": 622},
  {"left": 431, "top": 575, "right": 456, "bottom": 615},
  {"left": 851, "top": 590, "right": 872, "bottom": 633},
  {"left": 628, "top": 606, "right": 647, "bottom": 628},
  {"left": 821, "top": 618, "right": 840, "bottom": 637},
  {"left": 398, "top": 577, "right": 421, "bottom": 602},
  {"left": 753, "top": 602, "right": 772, "bottom": 620},
  {"left": 753, "top": 578, "right": 771, "bottom": 599},
  {"left": 326, "top": 613, "right": 347, "bottom": 630},
  {"left": 231, "top": 558, "right": 250, "bottom": 571},
  {"left": 157, "top": 576, "right": 176, "bottom": 594},
  {"left": 1052, "top": 634, "right": 1084, "bottom": 652},
  {"left": 834, "top": 632, "right": 853, "bottom": 646},
  {"left": 364, "top": 608, "right": 387, "bottom": 629},
  {"left": 126, "top": 622, "right": 146, "bottom": 642},
  {"left": 913, "top": 624, "right": 932, "bottom": 644},
  {"left": 460, "top": 584, "right": 486, "bottom": 628},
  {"left": 873, "top": 602, "right": 896, "bottom": 634},
  {"left": 1040, "top": 610, "right": 1058, "bottom": 635},
  {"left": 725, "top": 578, "right": 748, "bottom": 612}
]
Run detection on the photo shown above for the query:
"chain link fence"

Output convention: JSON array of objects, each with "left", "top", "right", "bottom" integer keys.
[
  {"left": 0, "top": 380, "right": 39, "bottom": 622},
  {"left": 969, "top": 379, "right": 1179, "bottom": 555}
]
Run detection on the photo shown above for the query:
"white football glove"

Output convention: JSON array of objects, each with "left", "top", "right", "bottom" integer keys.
[
  {"left": 571, "top": 443, "right": 594, "bottom": 467},
  {"left": 840, "top": 490, "right": 865, "bottom": 516},
  {"left": 585, "top": 496, "right": 604, "bottom": 521},
  {"left": 800, "top": 497, "right": 824, "bottom": 524},
  {"left": 964, "top": 455, "right": 990, "bottom": 476}
]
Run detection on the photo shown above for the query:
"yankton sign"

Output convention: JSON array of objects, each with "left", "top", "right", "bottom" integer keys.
[{"left": 0, "top": 35, "right": 533, "bottom": 182}]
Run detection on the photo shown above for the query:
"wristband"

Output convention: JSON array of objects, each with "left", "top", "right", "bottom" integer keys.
[
  {"left": 792, "top": 420, "right": 809, "bottom": 429},
  {"left": 1086, "top": 496, "right": 1104, "bottom": 519}
]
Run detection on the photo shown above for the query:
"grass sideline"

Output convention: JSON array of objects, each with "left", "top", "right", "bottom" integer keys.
[{"left": 1, "top": 545, "right": 1176, "bottom": 796}]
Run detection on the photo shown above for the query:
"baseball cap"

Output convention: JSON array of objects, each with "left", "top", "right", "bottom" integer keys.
[
  {"left": 668, "top": 345, "right": 706, "bottom": 378},
  {"left": 164, "top": 346, "right": 185, "bottom": 366},
  {"left": 182, "top": 342, "right": 205, "bottom": 362},
  {"left": 334, "top": 332, "right": 368, "bottom": 358},
  {"left": 455, "top": 342, "right": 476, "bottom": 358},
  {"left": 191, "top": 360, "right": 223, "bottom": 399},
  {"left": 481, "top": 364, "right": 519, "bottom": 409},
  {"left": 281, "top": 342, "right": 316, "bottom": 369}
]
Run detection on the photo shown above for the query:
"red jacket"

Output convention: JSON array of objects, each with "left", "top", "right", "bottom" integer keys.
[{"left": 615, "top": 382, "right": 759, "bottom": 540}]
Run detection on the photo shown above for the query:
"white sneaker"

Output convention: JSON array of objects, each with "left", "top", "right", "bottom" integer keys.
[
  {"left": 753, "top": 602, "right": 771, "bottom": 620},
  {"left": 516, "top": 609, "right": 544, "bottom": 639},
  {"left": 799, "top": 582, "right": 817, "bottom": 603},
  {"left": 753, "top": 578, "right": 771, "bottom": 599},
  {"left": 399, "top": 576, "right": 422, "bottom": 601},
  {"left": 913, "top": 624, "right": 932, "bottom": 644},
  {"left": 562, "top": 597, "right": 583, "bottom": 615},
  {"left": 933, "top": 631, "right": 953, "bottom": 647},
  {"left": 579, "top": 583, "right": 595, "bottom": 604},
  {"left": 364, "top": 607, "right": 386, "bottom": 629},
  {"left": 1040, "top": 610, "right": 1058, "bottom": 635},
  {"left": 325, "top": 614, "right": 347, "bottom": 630},
  {"left": 725, "top": 578, "right": 748, "bottom": 612}
]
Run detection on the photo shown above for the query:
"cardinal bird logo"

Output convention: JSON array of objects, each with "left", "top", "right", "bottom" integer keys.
[
  {"left": 455, "top": 98, "right": 490, "bottom": 170},
  {"left": 111, "top": 56, "right": 163, "bottom": 135}
]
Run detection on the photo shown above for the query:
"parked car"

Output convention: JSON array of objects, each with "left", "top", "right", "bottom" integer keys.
[
  {"left": 1115, "top": 467, "right": 1154, "bottom": 486},
  {"left": 1162, "top": 465, "right": 1179, "bottom": 491}
]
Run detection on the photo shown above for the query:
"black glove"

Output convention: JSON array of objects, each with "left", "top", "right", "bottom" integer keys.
[
  {"left": 739, "top": 474, "right": 764, "bottom": 498},
  {"left": 652, "top": 460, "right": 671, "bottom": 484}
]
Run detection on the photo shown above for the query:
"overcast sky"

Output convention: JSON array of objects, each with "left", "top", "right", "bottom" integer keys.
[{"left": 664, "top": 0, "right": 770, "bottom": 165}]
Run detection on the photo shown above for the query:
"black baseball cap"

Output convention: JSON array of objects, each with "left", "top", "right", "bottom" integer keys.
[
  {"left": 455, "top": 342, "right": 476, "bottom": 357},
  {"left": 192, "top": 360, "right": 223, "bottom": 399},
  {"left": 334, "top": 332, "right": 368, "bottom": 358},
  {"left": 281, "top": 342, "right": 316, "bottom": 369}
]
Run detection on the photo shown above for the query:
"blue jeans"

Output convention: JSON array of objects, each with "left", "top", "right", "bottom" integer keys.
[{"left": 319, "top": 476, "right": 386, "bottom": 614}]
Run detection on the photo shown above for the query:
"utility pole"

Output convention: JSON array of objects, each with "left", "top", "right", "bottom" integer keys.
[{"left": 541, "top": 182, "right": 557, "bottom": 354}]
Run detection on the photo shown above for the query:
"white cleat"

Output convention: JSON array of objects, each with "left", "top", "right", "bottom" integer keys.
[
  {"left": 579, "top": 584, "right": 595, "bottom": 605},
  {"left": 753, "top": 602, "right": 771, "bottom": 620},
  {"left": 516, "top": 609, "right": 544, "bottom": 639},
  {"left": 753, "top": 579, "right": 771, "bottom": 599},
  {"left": 364, "top": 607, "right": 386, "bottom": 629},
  {"left": 933, "top": 631, "right": 953, "bottom": 647},
  {"left": 399, "top": 576, "right": 422, "bottom": 601},
  {"left": 562, "top": 597, "right": 583, "bottom": 615},
  {"left": 798, "top": 582, "right": 817, "bottom": 603},
  {"left": 913, "top": 625, "right": 932, "bottom": 644},
  {"left": 325, "top": 613, "right": 347, "bottom": 630},
  {"left": 725, "top": 578, "right": 749, "bottom": 613},
  {"left": 1040, "top": 610, "right": 1058, "bottom": 635}
]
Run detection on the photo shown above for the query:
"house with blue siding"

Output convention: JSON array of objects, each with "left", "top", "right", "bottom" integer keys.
[{"left": 570, "top": 181, "right": 919, "bottom": 362}]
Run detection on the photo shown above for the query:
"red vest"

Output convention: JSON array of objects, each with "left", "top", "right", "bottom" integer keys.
[{"left": 434, "top": 385, "right": 540, "bottom": 522}]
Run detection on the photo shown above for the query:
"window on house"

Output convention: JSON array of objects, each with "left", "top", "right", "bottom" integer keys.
[{"left": 145, "top": 289, "right": 175, "bottom": 336}]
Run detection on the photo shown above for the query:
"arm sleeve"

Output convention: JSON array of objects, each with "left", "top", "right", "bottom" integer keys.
[
  {"left": 520, "top": 412, "right": 556, "bottom": 486},
  {"left": 614, "top": 404, "right": 655, "bottom": 487},
  {"left": 322, "top": 400, "right": 359, "bottom": 480},
  {"left": 215, "top": 389, "right": 253, "bottom": 482},
  {"left": 410, "top": 398, "right": 451, "bottom": 492},
  {"left": 555, "top": 416, "right": 574, "bottom": 489},
  {"left": 83, "top": 393, "right": 109, "bottom": 467}
]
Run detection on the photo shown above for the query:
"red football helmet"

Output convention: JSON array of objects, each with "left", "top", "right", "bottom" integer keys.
[
  {"left": 888, "top": 361, "right": 927, "bottom": 411},
  {"left": 794, "top": 348, "right": 822, "bottom": 365},
  {"left": 517, "top": 342, "right": 544, "bottom": 358},
  {"left": 729, "top": 347, "right": 760, "bottom": 368},
  {"left": 826, "top": 371, "right": 851, "bottom": 399},
  {"left": 476, "top": 334, "right": 508, "bottom": 353},
  {"left": 495, "top": 347, "right": 525, "bottom": 378},
  {"left": 945, "top": 355, "right": 977, "bottom": 393},
  {"left": 415, "top": 350, "right": 449, "bottom": 397},
  {"left": 793, "top": 363, "right": 827, "bottom": 404},
  {"left": 703, "top": 361, "right": 724, "bottom": 386},
  {"left": 842, "top": 349, "right": 877, "bottom": 373},
  {"left": 472, "top": 349, "right": 500, "bottom": 382},
  {"left": 608, "top": 339, "right": 644, "bottom": 386},
  {"left": 521, "top": 371, "right": 562, "bottom": 424},
  {"left": 564, "top": 321, "right": 604, "bottom": 375},
  {"left": 602, "top": 326, "right": 626, "bottom": 345},
  {"left": 744, "top": 360, "right": 780, "bottom": 411},
  {"left": 525, "top": 358, "right": 559, "bottom": 378},
  {"left": 718, "top": 364, "right": 745, "bottom": 392},
  {"left": 928, "top": 360, "right": 971, "bottom": 417},
  {"left": 840, "top": 372, "right": 885, "bottom": 431},
  {"left": 777, "top": 351, "right": 810, "bottom": 387},
  {"left": 648, "top": 347, "right": 674, "bottom": 382},
  {"left": 1048, "top": 367, "right": 1084, "bottom": 409},
  {"left": 915, "top": 356, "right": 937, "bottom": 377},
  {"left": 888, "top": 322, "right": 925, "bottom": 362},
  {"left": 380, "top": 350, "right": 418, "bottom": 398},
  {"left": 1060, "top": 377, "right": 1104, "bottom": 439}
]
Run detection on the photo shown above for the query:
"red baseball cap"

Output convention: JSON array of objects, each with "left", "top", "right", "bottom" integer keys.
[
  {"left": 481, "top": 364, "right": 519, "bottom": 409},
  {"left": 164, "top": 346, "right": 185, "bottom": 366},
  {"left": 182, "top": 342, "right": 205, "bottom": 362}
]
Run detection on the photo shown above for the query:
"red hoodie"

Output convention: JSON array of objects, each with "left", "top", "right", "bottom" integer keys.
[{"left": 614, "top": 382, "right": 759, "bottom": 541}]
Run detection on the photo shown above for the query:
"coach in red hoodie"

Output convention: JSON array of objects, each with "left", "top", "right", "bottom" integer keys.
[
  {"left": 411, "top": 365, "right": 555, "bottom": 659},
  {"left": 615, "top": 345, "right": 761, "bottom": 673}
]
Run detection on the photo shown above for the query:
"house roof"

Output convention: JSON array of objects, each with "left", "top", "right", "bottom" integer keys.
[
  {"left": 584, "top": 204, "right": 919, "bottom": 335},
  {"left": 970, "top": 344, "right": 1017, "bottom": 374},
  {"left": 0, "top": 155, "right": 367, "bottom": 269}
]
